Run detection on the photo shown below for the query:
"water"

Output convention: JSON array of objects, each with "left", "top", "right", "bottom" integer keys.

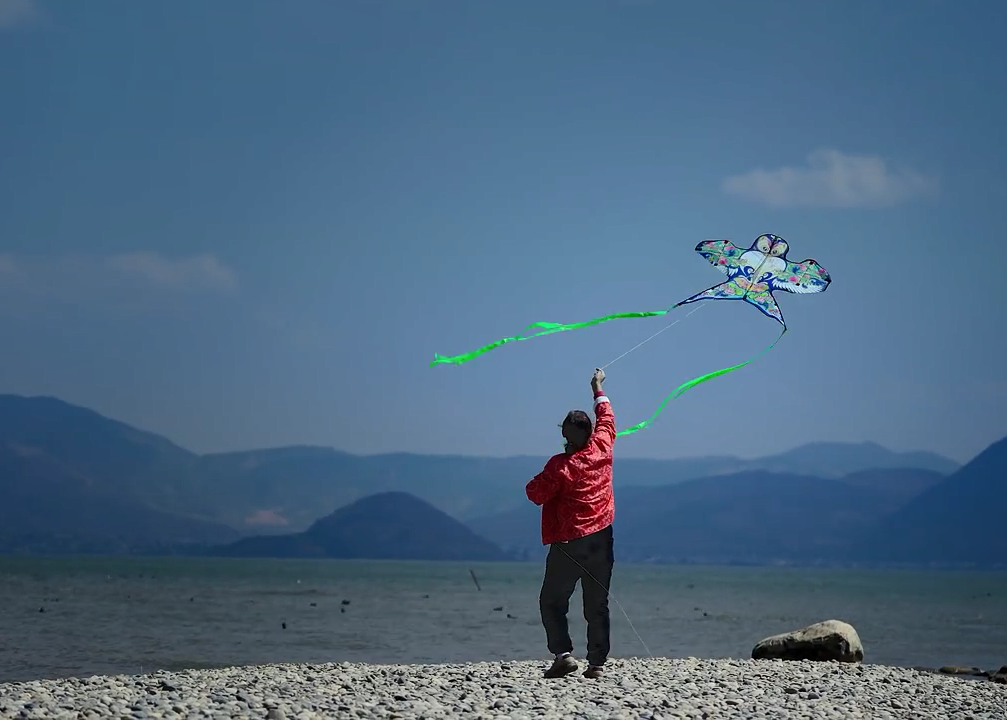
[{"left": 0, "top": 556, "right": 1003, "bottom": 684}]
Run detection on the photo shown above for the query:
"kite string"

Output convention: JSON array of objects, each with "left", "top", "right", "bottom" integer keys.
[
  {"left": 599, "top": 303, "right": 706, "bottom": 371},
  {"left": 600, "top": 246, "right": 771, "bottom": 371},
  {"left": 556, "top": 544, "right": 653, "bottom": 658}
]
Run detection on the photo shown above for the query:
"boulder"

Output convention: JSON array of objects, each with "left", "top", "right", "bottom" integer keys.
[
  {"left": 752, "top": 619, "right": 864, "bottom": 663},
  {"left": 991, "top": 665, "right": 1007, "bottom": 684}
]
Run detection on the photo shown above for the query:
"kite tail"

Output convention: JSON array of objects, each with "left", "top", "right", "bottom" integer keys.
[
  {"left": 430, "top": 310, "right": 671, "bottom": 367},
  {"left": 616, "top": 327, "right": 788, "bottom": 437}
]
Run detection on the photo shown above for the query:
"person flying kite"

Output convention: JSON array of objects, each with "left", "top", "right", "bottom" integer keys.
[{"left": 526, "top": 368, "right": 615, "bottom": 679}]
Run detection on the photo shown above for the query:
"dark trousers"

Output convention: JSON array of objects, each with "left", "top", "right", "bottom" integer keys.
[{"left": 538, "top": 525, "right": 614, "bottom": 667}]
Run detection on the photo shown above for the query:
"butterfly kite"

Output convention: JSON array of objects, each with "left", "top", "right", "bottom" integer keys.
[{"left": 431, "top": 234, "right": 831, "bottom": 436}]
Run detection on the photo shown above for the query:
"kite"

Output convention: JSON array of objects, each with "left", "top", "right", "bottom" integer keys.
[
  {"left": 431, "top": 234, "right": 831, "bottom": 436},
  {"left": 678, "top": 234, "right": 831, "bottom": 327}
]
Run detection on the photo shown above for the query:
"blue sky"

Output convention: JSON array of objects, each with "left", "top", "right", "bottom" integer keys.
[{"left": 1, "top": 0, "right": 1005, "bottom": 463}]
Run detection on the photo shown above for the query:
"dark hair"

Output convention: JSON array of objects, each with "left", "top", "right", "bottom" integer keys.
[{"left": 562, "top": 410, "right": 592, "bottom": 435}]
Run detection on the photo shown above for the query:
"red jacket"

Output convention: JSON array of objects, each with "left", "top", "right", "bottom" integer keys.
[{"left": 525, "top": 390, "right": 615, "bottom": 545}]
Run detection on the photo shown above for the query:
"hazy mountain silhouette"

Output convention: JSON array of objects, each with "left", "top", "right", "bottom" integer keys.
[
  {"left": 211, "top": 492, "right": 508, "bottom": 561},
  {"left": 469, "top": 467, "right": 957, "bottom": 563},
  {"left": 186, "top": 442, "right": 958, "bottom": 534},
  {"left": 0, "top": 443, "right": 237, "bottom": 554},
  {"left": 0, "top": 394, "right": 974, "bottom": 561},
  {"left": 186, "top": 446, "right": 546, "bottom": 533},
  {"left": 0, "top": 394, "right": 198, "bottom": 506},
  {"left": 851, "top": 435, "right": 1007, "bottom": 566},
  {"left": 612, "top": 470, "right": 913, "bottom": 564},
  {"left": 749, "top": 441, "right": 959, "bottom": 477},
  {"left": 839, "top": 467, "right": 946, "bottom": 509}
]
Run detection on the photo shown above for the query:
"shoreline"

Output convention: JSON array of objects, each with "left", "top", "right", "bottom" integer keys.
[
  {"left": 2, "top": 658, "right": 1004, "bottom": 719},
  {"left": 3, "top": 552, "right": 1007, "bottom": 572}
]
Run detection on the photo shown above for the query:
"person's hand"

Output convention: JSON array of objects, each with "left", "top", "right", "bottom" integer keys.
[{"left": 591, "top": 368, "right": 606, "bottom": 392}]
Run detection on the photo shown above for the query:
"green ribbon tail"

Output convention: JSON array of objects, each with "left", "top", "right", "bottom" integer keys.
[
  {"left": 430, "top": 310, "right": 671, "bottom": 367},
  {"left": 616, "top": 328, "right": 788, "bottom": 437}
]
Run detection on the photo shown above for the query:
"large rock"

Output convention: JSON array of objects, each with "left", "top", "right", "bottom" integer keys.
[{"left": 752, "top": 620, "right": 864, "bottom": 663}]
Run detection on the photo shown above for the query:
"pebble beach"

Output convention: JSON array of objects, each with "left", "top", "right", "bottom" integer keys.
[{"left": 2, "top": 658, "right": 1005, "bottom": 720}]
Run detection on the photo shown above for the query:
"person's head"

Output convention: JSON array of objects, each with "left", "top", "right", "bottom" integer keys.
[{"left": 560, "top": 410, "right": 593, "bottom": 453}]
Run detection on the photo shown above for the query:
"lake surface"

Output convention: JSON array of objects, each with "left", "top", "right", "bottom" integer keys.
[{"left": 0, "top": 556, "right": 1004, "bottom": 684}]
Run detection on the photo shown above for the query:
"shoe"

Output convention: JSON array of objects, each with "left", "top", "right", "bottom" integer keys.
[
  {"left": 583, "top": 665, "right": 604, "bottom": 678},
  {"left": 543, "top": 653, "right": 579, "bottom": 678}
]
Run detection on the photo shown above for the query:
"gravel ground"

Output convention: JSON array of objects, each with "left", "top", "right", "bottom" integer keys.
[{"left": 1, "top": 657, "right": 1005, "bottom": 720}]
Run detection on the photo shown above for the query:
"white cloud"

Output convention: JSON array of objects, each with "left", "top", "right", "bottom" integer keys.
[
  {"left": 722, "top": 149, "right": 939, "bottom": 208},
  {"left": 105, "top": 252, "right": 237, "bottom": 293},
  {"left": 0, "top": 0, "right": 37, "bottom": 29}
]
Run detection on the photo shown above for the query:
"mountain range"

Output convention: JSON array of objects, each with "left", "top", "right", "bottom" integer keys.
[
  {"left": 470, "top": 467, "right": 949, "bottom": 563},
  {"left": 0, "top": 440, "right": 238, "bottom": 555},
  {"left": 0, "top": 393, "right": 1002, "bottom": 566},
  {"left": 852, "top": 435, "right": 1007, "bottom": 566}
]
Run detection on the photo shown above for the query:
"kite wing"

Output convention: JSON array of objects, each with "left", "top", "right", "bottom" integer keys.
[
  {"left": 771, "top": 259, "right": 832, "bottom": 295},
  {"left": 695, "top": 239, "right": 747, "bottom": 278}
]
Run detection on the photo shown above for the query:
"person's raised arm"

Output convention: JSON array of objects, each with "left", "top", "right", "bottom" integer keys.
[{"left": 590, "top": 368, "right": 615, "bottom": 454}]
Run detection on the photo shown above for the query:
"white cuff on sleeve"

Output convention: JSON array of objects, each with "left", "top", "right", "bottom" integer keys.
[{"left": 594, "top": 395, "right": 610, "bottom": 406}]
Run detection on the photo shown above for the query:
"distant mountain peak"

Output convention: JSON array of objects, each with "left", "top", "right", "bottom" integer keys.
[
  {"left": 217, "top": 491, "right": 509, "bottom": 562},
  {"left": 308, "top": 490, "right": 475, "bottom": 534},
  {"left": 0, "top": 393, "right": 195, "bottom": 456},
  {"left": 852, "top": 433, "right": 1007, "bottom": 565},
  {"left": 761, "top": 440, "right": 959, "bottom": 476}
]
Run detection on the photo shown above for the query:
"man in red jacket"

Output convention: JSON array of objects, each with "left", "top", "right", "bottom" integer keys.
[{"left": 526, "top": 368, "right": 616, "bottom": 679}]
